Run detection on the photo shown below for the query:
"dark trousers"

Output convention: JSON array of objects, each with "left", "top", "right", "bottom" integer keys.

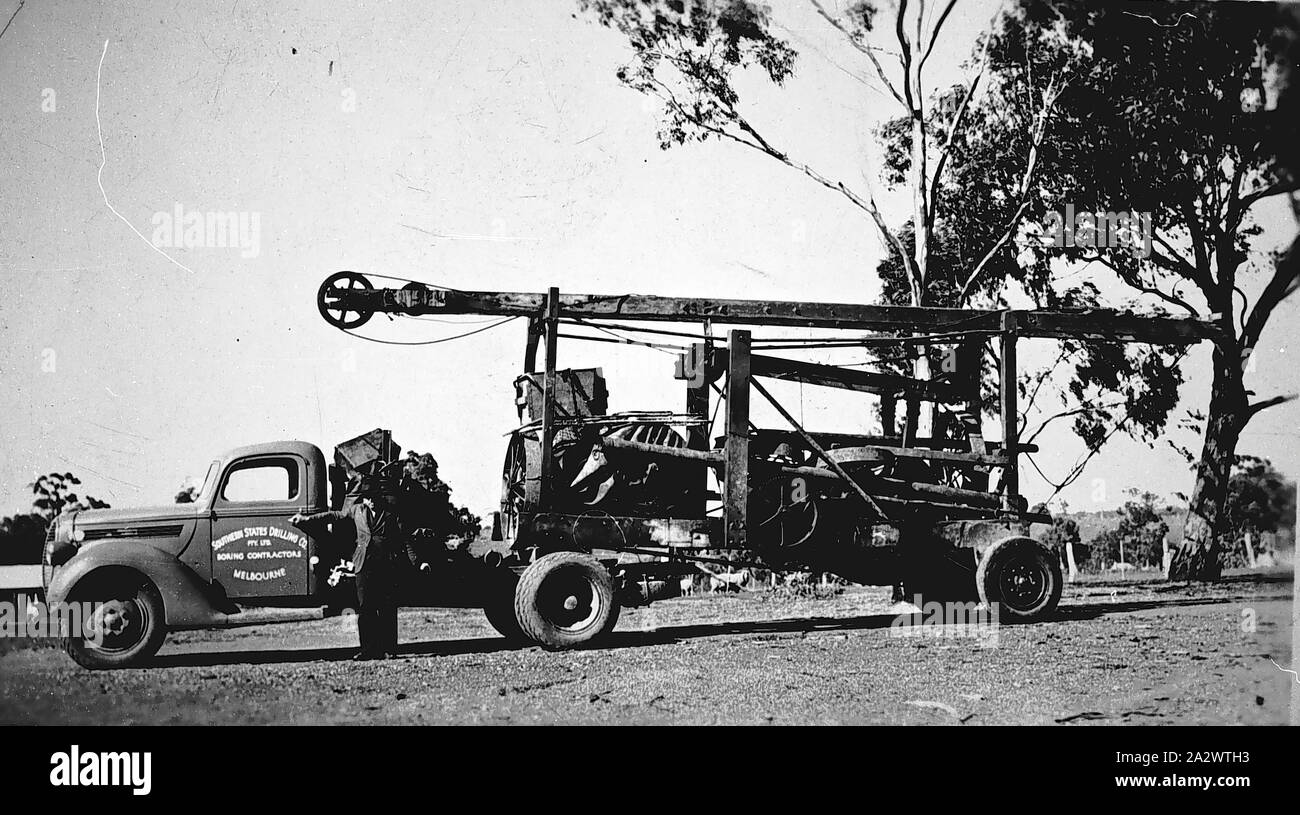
[{"left": 355, "top": 552, "right": 397, "bottom": 654}]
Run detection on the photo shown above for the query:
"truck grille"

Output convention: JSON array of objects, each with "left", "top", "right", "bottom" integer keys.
[{"left": 81, "top": 525, "right": 184, "bottom": 541}]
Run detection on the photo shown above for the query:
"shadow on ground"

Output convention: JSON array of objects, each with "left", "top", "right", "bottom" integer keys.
[{"left": 143, "top": 579, "right": 1290, "bottom": 670}]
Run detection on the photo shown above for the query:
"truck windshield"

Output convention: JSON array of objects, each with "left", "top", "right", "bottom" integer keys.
[{"left": 197, "top": 461, "right": 220, "bottom": 502}]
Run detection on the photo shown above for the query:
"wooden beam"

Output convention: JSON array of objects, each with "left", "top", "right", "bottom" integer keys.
[
  {"left": 331, "top": 284, "right": 1224, "bottom": 344},
  {"left": 1015, "top": 309, "right": 1217, "bottom": 343},
  {"left": 724, "top": 331, "right": 751, "bottom": 548},
  {"left": 537, "top": 288, "right": 560, "bottom": 510},
  {"left": 776, "top": 464, "right": 1015, "bottom": 511},
  {"left": 823, "top": 445, "right": 1009, "bottom": 467},
  {"left": 748, "top": 430, "right": 1037, "bottom": 454},
  {"left": 599, "top": 436, "right": 723, "bottom": 464},
  {"left": 1000, "top": 311, "right": 1019, "bottom": 508},
  {"left": 749, "top": 353, "right": 959, "bottom": 402}
]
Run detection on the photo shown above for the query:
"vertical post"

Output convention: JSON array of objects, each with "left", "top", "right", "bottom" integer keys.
[
  {"left": 880, "top": 394, "right": 896, "bottom": 438},
  {"left": 999, "top": 311, "right": 1019, "bottom": 508},
  {"left": 959, "top": 338, "right": 988, "bottom": 490},
  {"left": 685, "top": 342, "right": 711, "bottom": 450},
  {"left": 959, "top": 340, "right": 985, "bottom": 450},
  {"left": 724, "top": 330, "right": 751, "bottom": 548},
  {"left": 519, "top": 317, "right": 542, "bottom": 422},
  {"left": 686, "top": 334, "right": 712, "bottom": 516},
  {"left": 538, "top": 287, "right": 560, "bottom": 510}
]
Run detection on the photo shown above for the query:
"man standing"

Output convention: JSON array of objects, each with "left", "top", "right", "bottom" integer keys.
[{"left": 291, "top": 479, "right": 406, "bottom": 660}]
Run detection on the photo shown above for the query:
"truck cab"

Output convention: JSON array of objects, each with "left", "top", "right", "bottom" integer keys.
[{"left": 44, "top": 440, "right": 337, "bottom": 668}]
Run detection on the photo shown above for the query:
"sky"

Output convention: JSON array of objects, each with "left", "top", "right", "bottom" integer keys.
[{"left": 0, "top": 0, "right": 1296, "bottom": 521}]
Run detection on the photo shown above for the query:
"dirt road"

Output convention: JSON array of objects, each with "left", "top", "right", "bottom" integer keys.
[{"left": 1, "top": 572, "right": 1293, "bottom": 725}]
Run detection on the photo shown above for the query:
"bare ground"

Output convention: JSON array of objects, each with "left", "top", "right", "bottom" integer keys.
[{"left": 0, "top": 571, "right": 1293, "bottom": 725}]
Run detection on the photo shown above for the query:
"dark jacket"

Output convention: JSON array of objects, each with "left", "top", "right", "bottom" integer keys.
[{"left": 297, "top": 501, "right": 404, "bottom": 573}]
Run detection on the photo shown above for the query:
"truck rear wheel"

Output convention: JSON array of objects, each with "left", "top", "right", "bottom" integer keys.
[
  {"left": 65, "top": 574, "right": 167, "bottom": 669},
  {"left": 513, "top": 551, "right": 616, "bottom": 650},
  {"left": 976, "top": 537, "right": 1062, "bottom": 621}
]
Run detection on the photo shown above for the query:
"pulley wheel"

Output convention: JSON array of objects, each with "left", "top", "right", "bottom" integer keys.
[{"left": 318, "top": 271, "right": 375, "bottom": 329}]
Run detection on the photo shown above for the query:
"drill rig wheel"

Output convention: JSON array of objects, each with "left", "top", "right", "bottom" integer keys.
[
  {"left": 751, "top": 475, "right": 820, "bottom": 553},
  {"left": 318, "top": 271, "right": 375, "bottom": 329},
  {"left": 977, "top": 536, "right": 1062, "bottom": 621},
  {"left": 500, "top": 433, "right": 529, "bottom": 542},
  {"left": 513, "top": 551, "right": 616, "bottom": 650}
]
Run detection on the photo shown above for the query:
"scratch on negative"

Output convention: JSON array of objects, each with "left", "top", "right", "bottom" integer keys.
[
  {"left": 1121, "top": 11, "right": 1197, "bottom": 29},
  {"left": 96, "top": 40, "right": 196, "bottom": 275},
  {"left": 1270, "top": 659, "right": 1300, "bottom": 685}
]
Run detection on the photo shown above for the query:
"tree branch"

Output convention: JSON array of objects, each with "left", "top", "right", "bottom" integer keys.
[
  {"left": 1237, "top": 178, "right": 1300, "bottom": 221},
  {"left": 1148, "top": 238, "right": 1212, "bottom": 296},
  {"left": 1248, "top": 393, "right": 1297, "bottom": 418},
  {"left": 926, "top": 40, "right": 991, "bottom": 233},
  {"left": 809, "top": 0, "right": 907, "bottom": 109},
  {"left": 895, "top": 0, "right": 916, "bottom": 113},
  {"left": 1018, "top": 346, "right": 1072, "bottom": 434},
  {"left": 644, "top": 75, "right": 917, "bottom": 284},
  {"left": 957, "top": 72, "right": 1067, "bottom": 301},
  {"left": 1241, "top": 233, "right": 1300, "bottom": 351},
  {"left": 0, "top": 0, "right": 24, "bottom": 44},
  {"left": 959, "top": 199, "right": 1031, "bottom": 299},
  {"left": 1080, "top": 252, "right": 1201, "bottom": 316},
  {"left": 1180, "top": 196, "right": 1209, "bottom": 278},
  {"left": 919, "top": 0, "right": 959, "bottom": 69},
  {"left": 1023, "top": 400, "right": 1125, "bottom": 448}
]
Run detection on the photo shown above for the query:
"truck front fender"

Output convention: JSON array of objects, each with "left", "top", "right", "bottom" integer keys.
[{"left": 46, "top": 541, "right": 232, "bottom": 629}]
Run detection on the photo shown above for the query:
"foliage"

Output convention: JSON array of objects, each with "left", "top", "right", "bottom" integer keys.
[
  {"left": 581, "top": 0, "right": 796, "bottom": 151},
  {"left": 29, "top": 472, "right": 109, "bottom": 522},
  {"left": 1086, "top": 490, "right": 1169, "bottom": 569},
  {"left": 1039, "top": 513, "right": 1087, "bottom": 569},
  {"left": 0, "top": 472, "right": 110, "bottom": 566},
  {"left": 999, "top": 3, "right": 1299, "bottom": 569},
  {"left": 399, "top": 452, "right": 482, "bottom": 543},
  {"left": 1218, "top": 456, "right": 1296, "bottom": 567}
]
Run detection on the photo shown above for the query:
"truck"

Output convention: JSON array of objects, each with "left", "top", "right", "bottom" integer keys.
[
  {"left": 43, "top": 272, "right": 1223, "bottom": 668},
  {"left": 42, "top": 431, "right": 511, "bottom": 668}
]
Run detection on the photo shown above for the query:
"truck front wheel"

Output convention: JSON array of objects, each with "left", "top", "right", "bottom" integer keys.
[
  {"left": 513, "top": 552, "right": 616, "bottom": 650},
  {"left": 65, "top": 573, "right": 168, "bottom": 669}
]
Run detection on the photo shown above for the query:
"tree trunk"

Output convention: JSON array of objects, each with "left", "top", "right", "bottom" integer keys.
[
  {"left": 1064, "top": 538, "right": 1078, "bottom": 582},
  {"left": 1168, "top": 345, "right": 1249, "bottom": 581},
  {"left": 1243, "top": 530, "right": 1257, "bottom": 568}
]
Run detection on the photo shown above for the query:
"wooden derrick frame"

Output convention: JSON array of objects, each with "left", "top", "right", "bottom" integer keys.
[{"left": 320, "top": 277, "right": 1223, "bottom": 571}]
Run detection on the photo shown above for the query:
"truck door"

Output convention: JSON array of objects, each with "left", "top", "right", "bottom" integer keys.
[{"left": 209, "top": 454, "right": 312, "bottom": 599}]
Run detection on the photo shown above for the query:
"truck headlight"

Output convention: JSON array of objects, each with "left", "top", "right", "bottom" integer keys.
[{"left": 46, "top": 519, "right": 79, "bottom": 568}]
